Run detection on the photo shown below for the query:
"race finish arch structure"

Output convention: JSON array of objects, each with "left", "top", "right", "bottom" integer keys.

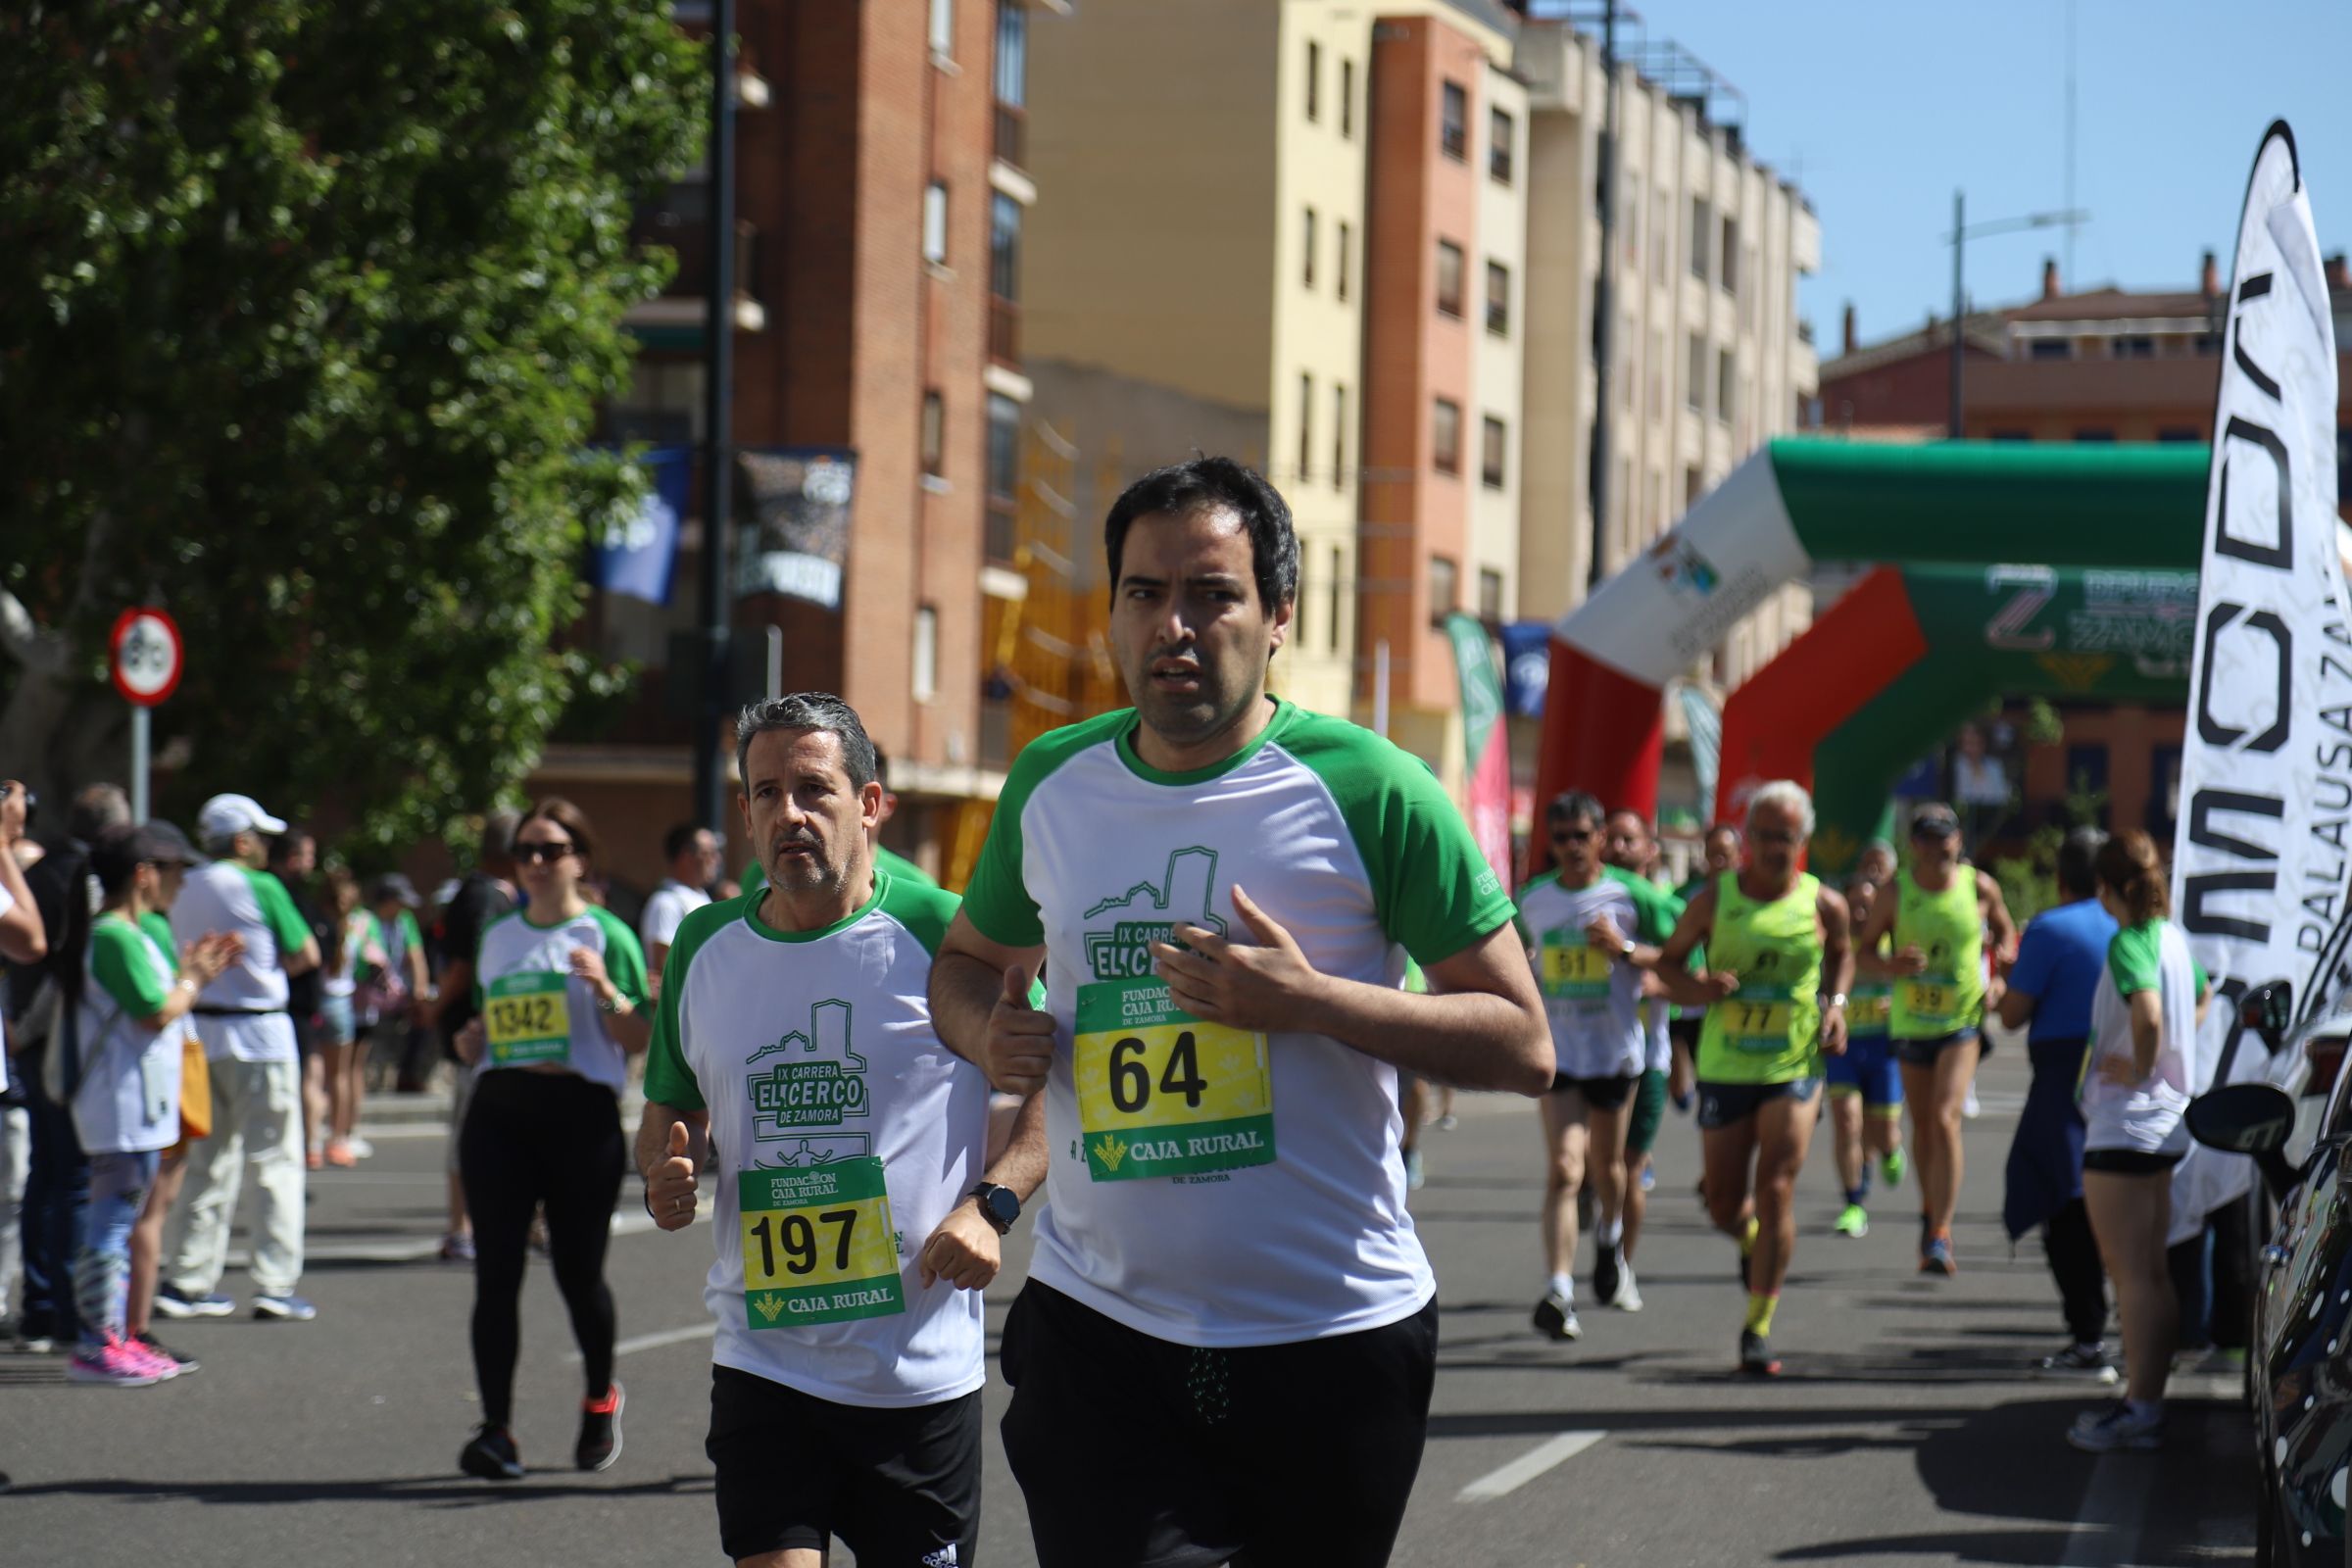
[{"left": 1534, "top": 439, "right": 2214, "bottom": 874}]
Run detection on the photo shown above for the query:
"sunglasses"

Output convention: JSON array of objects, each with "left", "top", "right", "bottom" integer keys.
[
  {"left": 514, "top": 840, "right": 577, "bottom": 865},
  {"left": 1751, "top": 828, "right": 1803, "bottom": 847},
  {"left": 1550, "top": 826, "right": 1598, "bottom": 844}
]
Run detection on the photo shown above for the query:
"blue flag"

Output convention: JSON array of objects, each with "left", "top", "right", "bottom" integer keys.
[
  {"left": 593, "top": 446, "right": 691, "bottom": 606},
  {"left": 1498, "top": 621, "right": 1553, "bottom": 718}
]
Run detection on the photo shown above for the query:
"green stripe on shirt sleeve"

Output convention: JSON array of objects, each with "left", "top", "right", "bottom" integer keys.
[
  {"left": 644, "top": 901, "right": 734, "bottom": 1112},
  {"left": 2107, "top": 921, "right": 2164, "bottom": 997},
  {"left": 91, "top": 919, "right": 171, "bottom": 1019},
  {"left": 960, "top": 710, "right": 1131, "bottom": 951},
  {"left": 246, "top": 868, "right": 315, "bottom": 954},
  {"left": 588, "top": 905, "right": 651, "bottom": 1006}
]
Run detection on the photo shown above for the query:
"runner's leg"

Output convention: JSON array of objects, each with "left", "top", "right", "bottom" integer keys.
[
  {"left": 1701, "top": 1115, "right": 1760, "bottom": 1241},
  {"left": 1922, "top": 1039, "right": 1979, "bottom": 1244},
  {"left": 539, "top": 1083, "right": 625, "bottom": 1402},
  {"left": 1587, "top": 1102, "right": 1630, "bottom": 1244},
  {"left": 459, "top": 1078, "right": 536, "bottom": 1429},
  {"left": 1749, "top": 1089, "right": 1819, "bottom": 1300},
  {"left": 1540, "top": 1090, "right": 1589, "bottom": 1283},
  {"left": 1829, "top": 1089, "right": 1864, "bottom": 1200}
]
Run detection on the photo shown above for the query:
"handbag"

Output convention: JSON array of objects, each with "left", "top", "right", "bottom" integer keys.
[{"left": 177, "top": 1029, "right": 212, "bottom": 1143}]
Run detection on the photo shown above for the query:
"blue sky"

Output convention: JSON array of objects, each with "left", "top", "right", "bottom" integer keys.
[{"left": 1557, "top": 0, "right": 2352, "bottom": 350}]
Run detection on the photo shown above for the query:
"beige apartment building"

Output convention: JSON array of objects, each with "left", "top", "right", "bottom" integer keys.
[
  {"left": 1515, "top": 19, "right": 1820, "bottom": 738},
  {"left": 1022, "top": 0, "right": 1527, "bottom": 792}
]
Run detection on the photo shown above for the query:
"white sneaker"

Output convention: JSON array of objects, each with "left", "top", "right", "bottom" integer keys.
[
  {"left": 1962, "top": 1085, "right": 1982, "bottom": 1119},
  {"left": 344, "top": 1135, "right": 375, "bottom": 1159},
  {"left": 1612, "top": 1263, "right": 1643, "bottom": 1313}
]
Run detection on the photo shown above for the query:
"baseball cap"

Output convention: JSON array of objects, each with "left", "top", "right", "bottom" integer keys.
[
  {"left": 89, "top": 820, "right": 206, "bottom": 894},
  {"left": 198, "top": 793, "right": 288, "bottom": 842},
  {"left": 1910, "top": 803, "right": 1961, "bottom": 838},
  {"left": 368, "top": 872, "right": 421, "bottom": 908}
]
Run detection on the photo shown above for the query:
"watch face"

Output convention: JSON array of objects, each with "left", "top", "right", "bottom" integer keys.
[{"left": 980, "top": 1185, "right": 1020, "bottom": 1230}]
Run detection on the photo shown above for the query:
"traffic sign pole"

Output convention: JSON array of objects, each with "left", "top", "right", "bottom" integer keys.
[
  {"left": 132, "top": 705, "right": 150, "bottom": 824},
  {"left": 108, "top": 608, "right": 183, "bottom": 827}
]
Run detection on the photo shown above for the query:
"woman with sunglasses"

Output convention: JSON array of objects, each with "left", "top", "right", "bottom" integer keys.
[{"left": 450, "top": 799, "right": 651, "bottom": 1480}]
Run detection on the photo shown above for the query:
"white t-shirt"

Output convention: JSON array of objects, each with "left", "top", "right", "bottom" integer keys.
[
  {"left": 172, "top": 861, "right": 310, "bottom": 1063},
  {"left": 74, "top": 915, "right": 184, "bottom": 1155},
  {"left": 2083, "top": 918, "right": 2202, "bottom": 1154},
  {"left": 470, "top": 905, "right": 648, "bottom": 1096},
  {"left": 643, "top": 876, "right": 991, "bottom": 1409},
  {"left": 641, "top": 879, "right": 711, "bottom": 954},
  {"left": 1515, "top": 871, "right": 1647, "bottom": 1081},
  {"left": 960, "top": 701, "right": 1518, "bottom": 1348}
]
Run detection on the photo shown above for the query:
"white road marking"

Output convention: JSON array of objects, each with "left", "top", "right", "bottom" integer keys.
[
  {"left": 579, "top": 1321, "right": 719, "bottom": 1362},
  {"left": 1456, "top": 1430, "right": 1608, "bottom": 1502},
  {"left": 2058, "top": 1451, "right": 2156, "bottom": 1567}
]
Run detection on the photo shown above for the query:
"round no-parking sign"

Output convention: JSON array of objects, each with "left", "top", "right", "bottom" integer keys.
[{"left": 110, "top": 608, "right": 183, "bottom": 707}]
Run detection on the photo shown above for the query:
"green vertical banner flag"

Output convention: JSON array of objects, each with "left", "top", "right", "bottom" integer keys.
[{"left": 1444, "top": 612, "right": 1514, "bottom": 894}]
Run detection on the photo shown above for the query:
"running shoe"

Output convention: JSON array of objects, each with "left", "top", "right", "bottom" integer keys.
[
  {"left": 1532, "top": 1291, "right": 1582, "bottom": 1342},
  {"left": 2034, "top": 1344, "right": 2119, "bottom": 1383},
  {"left": 439, "top": 1232, "right": 477, "bottom": 1264},
  {"left": 1403, "top": 1150, "right": 1426, "bottom": 1192},
  {"left": 1611, "top": 1261, "right": 1643, "bottom": 1313},
  {"left": 122, "top": 1335, "right": 182, "bottom": 1382},
  {"left": 133, "top": 1332, "right": 201, "bottom": 1377},
  {"left": 1739, "top": 1329, "right": 1782, "bottom": 1377},
  {"left": 305, "top": 1149, "right": 325, "bottom": 1172},
  {"left": 1919, "top": 1237, "right": 1957, "bottom": 1277},
  {"left": 324, "top": 1140, "right": 358, "bottom": 1169},
  {"left": 576, "top": 1380, "right": 625, "bottom": 1472},
  {"left": 1437, "top": 1113, "right": 1459, "bottom": 1132},
  {"left": 2067, "top": 1401, "right": 2162, "bottom": 1452},
  {"left": 459, "top": 1424, "right": 525, "bottom": 1481},
  {"left": 1962, "top": 1085, "right": 1982, "bottom": 1119},
  {"left": 1881, "top": 1148, "right": 1906, "bottom": 1188},
  {"left": 1593, "top": 1243, "right": 1624, "bottom": 1307},
  {"left": 252, "top": 1294, "right": 318, "bottom": 1322},
  {"left": 154, "top": 1286, "right": 236, "bottom": 1319},
  {"left": 1639, "top": 1163, "right": 1657, "bottom": 1193},
  {"left": 15, "top": 1329, "right": 57, "bottom": 1354},
  {"left": 66, "top": 1335, "right": 163, "bottom": 1388},
  {"left": 344, "top": 1136, "right": 375, "bottom": 1159},
  {"left": 1835, "top": 1203, "right": 1870, "bottom": 1238}
]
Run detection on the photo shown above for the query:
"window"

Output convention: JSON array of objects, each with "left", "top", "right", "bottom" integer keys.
[
  {"left": 1305, "top": 39, "right": 1321, "bottom": 122},
  {"left": 986, "top": 392, "right": 1019, "bottom": 502},
  {"left": 994, "top": 2, "right": 1027, "bottom": 106},
  {"left": 912, "top": 606, "right": 939, "bottom": 703},
  {"left": 2158, "top": 426, "right": 2200, "bottom": 443},
  {"left": 1481, "top": 415, "right": 1507, "bottom": 489},
  {"left": 1489, "top": 107, "right": 1514, "bottom": 183},
  {"left": 1298, "top": 373, "right": 1314, "bottom": 482},
  {"left": 1326, "top": 544, "right": 1344, "bottom": 652},
  {"left": 1302, "top": 207, "right": 1317, "bottom": 288},
  {"left": 1690, "top": 197, "right": 1711, "bottom": 282},
  {"left": 989, "top": 191, "right": 1020, "bottom": 300},
  {"left": 1719, "top": 215, "right": 1739, "bottom": 294},
  {"left": 1341, "top": 59, "right": 1354, "bottom": 137},
  {"left": 920, "top": 390, "right": 945, "bottom": 476},
  {"left": 1717, "top": 348, "right": 1735, "bottom": 425},
  {"left": 2116, "top": 335, "right": 2156, "bottom": 358},
  {"left": 1649, "top": 328, "right": 1664, "bottom": 416},
  {"left": 1441, "top": 80, "right": 1467, "bottom": 161},
  {"left": 922, "top": 181, "right": 948, "bottom": 265},
  {"left": 2074, "top": 427, "right": 2117, "bottom": 443},
  {"left": 2029, "top": 338, "right": 2072, "bottom": 360},
  {"left": 1436, "top": 240, "right": 1464, "bottom": 318},
  {"left": 1485, "top": 260, "right": 1509, "bottom": 336},
  {"left": 1624, "top": 173, "right": 1642, "bottom": 267},
  {"left": 1430, "top": 556, "right": 1459, "bottom": 623},
  {"left": 1479, "top": 568, "right": 1505, "bottom": 624},
  {"left": 1686, "top": 333, "right": 1706, "bottom": 414},
  {"left": 928, "top": 0, "right": 954, "bottom": 59},
  {"left": 1337, "top": 220, "right": 1351, "bottom": 302},
  {"left": 1623, "top": 311, "right": 1637, "bottom": 405},
  {"left": 1433, "top": 397, "right": 1461, "bottom": 474},
  {"left": 1332, "top": 383, "right": 1348, "bottom": 488}
]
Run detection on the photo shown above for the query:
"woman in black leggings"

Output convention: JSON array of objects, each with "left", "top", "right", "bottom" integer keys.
[{"left": 451, "top": 799, "right": 652, "bottom": 1480}]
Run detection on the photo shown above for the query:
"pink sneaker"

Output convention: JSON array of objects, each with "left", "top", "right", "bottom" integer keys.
[
  {"left": 67, "top": 1335, "right": 164, "bottom": 1388},
  {"left": 122, "top": 1335, "right": 182, "bottom": 1381}
]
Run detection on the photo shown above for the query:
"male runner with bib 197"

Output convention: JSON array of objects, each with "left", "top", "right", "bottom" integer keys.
[
  {"left": 927, "top": 458, "right": 1552, "bottom": 1568},
  {"left": 640, "top": 693, "right": 1048, "bottom": 1568}
]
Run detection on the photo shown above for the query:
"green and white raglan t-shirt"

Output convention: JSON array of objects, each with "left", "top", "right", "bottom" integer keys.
[
  {"left": 74, "top": 913, "right": 185, "bottom": 1155},
  {"left": 642, "top": 877, "right": 991, "bottom": 1408},
  {"left": 1603, "top": 865, "right": 1683, "bottom": 1074},
  {"left": 469, "top": 904, "right": 649, "bottom": 1095},
  {"left": 171, "top": 861, "right": 313, "bottom": 1063},
  {"left": 961, "top": 700, "right": 1519, "bottom": 1349},
  {"left": 1514, "top": 871, "right": 1645, "bottom": 1081},
  {"left": 2082, "top": 917, "right": 2202, "bottom": 1155}
]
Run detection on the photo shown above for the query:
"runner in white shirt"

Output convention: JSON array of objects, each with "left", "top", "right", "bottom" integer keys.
[
  {"left": 158, "top": 794, "right": 321, "bottom": 1322},
  {"left": 450, "top": 798, "right": 651, "bottom": 1482},
  {"left": 641, "top": 693, "right": 1047, "bottom": 1567},
  {"left": 640, "top": 822, "right": 719, "bottom": 991},
  {"left": 927, "top": 457, "right": 1550, "bottom": 1568}
]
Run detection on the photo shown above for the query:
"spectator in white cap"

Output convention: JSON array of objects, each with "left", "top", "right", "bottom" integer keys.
[{"left": 155, "top": 794, "right": 323, "bottom": 1322}]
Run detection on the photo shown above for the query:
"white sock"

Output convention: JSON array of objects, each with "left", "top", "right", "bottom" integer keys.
[
  {"left": 1596, "top": 1218, "right": 1624, "bottom": 1248},
  {"left": 1547, "top": 1273, "right": 1574, "bottom": 1301}
]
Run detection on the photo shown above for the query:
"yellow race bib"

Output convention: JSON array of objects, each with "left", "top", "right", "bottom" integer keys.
[
  {"left": 738, "top": 1157, "right": 903, "bottom": 1326},
  {"left": 1074, "top": 977, "right": 1275, "bottom": 1182},
  {"left": 1725, "top": 988, "right": 1794, "bottom": 1053},
  {"left": 484, "top": 971, "right": 570, "bottom": 1067},
  {"left": 1539, "top": 937, "right": 1611, "bottom": 1001}
]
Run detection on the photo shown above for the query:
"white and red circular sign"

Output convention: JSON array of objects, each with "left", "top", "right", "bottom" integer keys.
[{"left": 109, "top": 608, "right": 183, "bottom": 707}]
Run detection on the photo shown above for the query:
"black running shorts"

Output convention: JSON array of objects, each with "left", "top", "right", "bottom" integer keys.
[
  {"left": 1000, "top": 1281, "right": 1439, "bottom": 1568},
  {"left": 707, "top": 1364, "right": 980, "bottom": 1564},
  {"left": 1548, "top": 1070, "right": 1642, "bottom": 1109}
]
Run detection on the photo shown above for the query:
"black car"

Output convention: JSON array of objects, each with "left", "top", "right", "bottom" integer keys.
[{"left": 2187, "top": 983, "right": 2352, "bottom": 1566}]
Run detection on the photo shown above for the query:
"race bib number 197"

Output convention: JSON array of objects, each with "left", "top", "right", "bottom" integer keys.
[
  {"left": 1074, "top": 977, "right": 1275, "bottom": 1182},
  {"left": 739, "top": 1157, "right": 903, "bottom": 1327}
]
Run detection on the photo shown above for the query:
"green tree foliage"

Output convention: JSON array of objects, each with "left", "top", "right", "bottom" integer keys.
[{"left": 0, "top": 1, "right": 702, "bottom": 857}]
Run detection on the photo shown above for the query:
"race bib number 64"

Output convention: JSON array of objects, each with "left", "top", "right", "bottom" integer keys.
[{"left": 1074, "top": 977, "right": 1275, "bottom": 1182}]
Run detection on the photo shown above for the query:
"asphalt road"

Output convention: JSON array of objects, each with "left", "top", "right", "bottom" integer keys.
[{"left": 2, "top": 1043, "right": 2260, "bottom": 1567}]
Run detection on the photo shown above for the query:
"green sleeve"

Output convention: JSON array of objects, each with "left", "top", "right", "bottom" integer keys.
[
  {"left": 879, "top": 876, "right": 962, "bottom": 957},
  {"left": 1280, "top": 710, "right": 1517, "bottom": 964},
  {"left": 243, "top": 868, "right": 314, "bottom": 953},
  {"left": 2107, "top": 922, "right": 2164, "bottom": 997},
  {"left": 1641, "top": 884, "right": 1686, "bottom": 943},
  {"left": 873, "top": 845, "right": 937, "bottom": 889},
  {"left": 2192, "top": 957, "right": 2210, "bottom": 996},
  {"left": 138, "top": 912, "right": 179, "bottom": 975},
  {"left": 589, "top": 906, "right": 650, "bottom": 1006},
  {"left": 740, "top": 857, "right": 765, "bottom": 893},
  {"left": 400, "top": 910, "right": 424, "bottom": 954},
  {"left": 960, "top": 710, "right": 1131, "bottom": 950},
  {"left": 643, "top": 900, "right": 737, "bottom": 1111},
  {"left": 1512, "top": 869, "right": 1561, "bottom": 946},
  {"left": 91, "top": 920, "right": 171, "bottom": 1019}
]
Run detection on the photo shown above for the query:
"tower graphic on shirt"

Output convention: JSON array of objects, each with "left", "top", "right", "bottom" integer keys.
[
  {"left": 1083, "top": 847, "right": 1224, "bottom": 982},
  {"left": 744, "top": 999, "right": 869, "bottom": 1159}
]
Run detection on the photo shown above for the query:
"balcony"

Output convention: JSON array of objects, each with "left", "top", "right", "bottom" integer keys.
[
  {"left": 627, "top": 210, "right": 765, "bottom": 338},
  {"left": 989, "top": 294, "right": 1019, "bottom": 367},
  {"left": 995, "top": 101, "right": 1026, "bottom": 172}
]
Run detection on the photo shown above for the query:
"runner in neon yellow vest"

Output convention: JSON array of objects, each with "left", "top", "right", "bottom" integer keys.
[
  {"left": 1657, "top": 780, "right": 1853, "bottom": 1378},
  {"left": 1825, "top": 877, "right": 1905, "bottom": 1240},
  {"left": 1852, "top": 801, "right": 2017, "bottom": 1278}
]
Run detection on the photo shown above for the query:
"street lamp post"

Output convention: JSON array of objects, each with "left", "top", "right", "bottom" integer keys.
[
  {"left": 1946, "top": 193, "right": 2087, "bottom": 438},
  {"left": 694, "top": 0, "right": 739, "bottom": 837}
]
